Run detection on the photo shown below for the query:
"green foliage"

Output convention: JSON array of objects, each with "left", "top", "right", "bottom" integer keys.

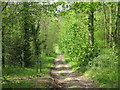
[
  {"left": 2, "top": 2, "right": 119, "bottom": 88},
  {"left": 3, "top": 82, "right": 31, "bottom": 88},
  {"left": 89, "top": 48, "right": 118, "bottom": 68},
  {"left": 58, "top": 8, "right": 99, "bottom": 73},
  {"left": 2, "top": 54, "right": 55, "bottom": 88},
  {"left": 3, "top": 54, "right": 55, "bottom": 77},
  {"left": 2, "top": 2, "right": 58, "bottom": 68},
  {"left": 54, "top": 44, "right": 61, "bottom": 54},
  {"left": 85, "top": 48, "right": 118, "bottom": 88},
  {"left": 41, "top": 55, "right": 55, "bottom": 74},
  {"left": 58, "top": 2, "right": 118, "bottom": 88},
  {"left": 3, "top": 67, "right": 38, "bottom": 78}
]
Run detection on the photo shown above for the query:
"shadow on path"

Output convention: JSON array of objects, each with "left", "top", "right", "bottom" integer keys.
[{"left": 51, "top": 54, "right": 98, "bottom": 89}]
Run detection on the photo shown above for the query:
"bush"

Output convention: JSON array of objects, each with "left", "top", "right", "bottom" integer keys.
[{"left": 85, "top": 48, "right": 118, "bottom": 88}]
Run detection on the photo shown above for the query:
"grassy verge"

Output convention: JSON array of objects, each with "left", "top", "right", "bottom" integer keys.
[
  {"left": 83, "top": 48, "right": 118, "bottom": 88},
  {"left": 2, "top": 53, "right": 56, "bottom": 88},
  {"left": 3, "top": 67, "right": 38, "bottom": 79},
  {"left": 64, "top": 48, "right": 118, "bottom": 88}
]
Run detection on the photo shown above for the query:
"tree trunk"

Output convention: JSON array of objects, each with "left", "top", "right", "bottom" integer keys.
[
  {"left": 87, "top": 2, "right": 95, "bottom": 63},
  {"left": 103, "top": 3, "right": 107, "bottom": 46},
  {"left": 88, "top": 8, "right": 94, "bottom": 46},
  {"left": 116, "top": 1, "right": 120, "bottom": 88},
  {"left": 109, "top": 4, "right": 113, "bottom": 47},
  {"left": 115, "top": 3, "right": 119, "bottom": 45},
  {"left": 19, "top": 54, "right": 23, "bottom": 67},
  {"left": 31, "top": 20, "right": 41, "bottom": 72},
  {"left": 43, "top": 19, "right": 47, "bottom": 50},
  {"left": 117, "top": 4, "right": 120, "bottom": 47},
  {"left": 23, "top": 2, "right": 31, "bottom": 67},
  {"left": 2, "top": 27, "right": 5, "bottom": 68}
]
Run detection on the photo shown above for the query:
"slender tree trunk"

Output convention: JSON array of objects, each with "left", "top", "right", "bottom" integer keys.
[
  {"left": 109, "top": 4, "right": 113, "bottom": 47},
  {"left": 116, "top": 1, "right": 120, "bottom": 88},
  {"left": 87, "top": 2, "right": 95, "bottom": 63},
  {"left": 88, "top": 8, "right": 94, "bottom": 46},
  {"left": 118, "top": 6, "right": 120, "bottom": 47},
  {"left": 116, "top": 2, "right": 120, "bottom": 49},
  {"left": 103, "top": 3, "right": 107, "bottom": 46},
  {"left": 19, "top": 52, "right": 23, "bottom": 67},
  {"left": 34, "top": 20, "right": 40, "bottom": 57},
  {"left": 2, "top": 27, "right": 5, "bottom": 68},
  {"left": 109, "top": 4, "right": 115, "bottom": 51},
  {"left": 1, "top": 2, "right": 6, "bottom": 68},
  {"left": 43, "top": 19, "right": 47, "bottom": 50},
  {"left": 115, "top": 3, "right": 119, "bottom": 45}
]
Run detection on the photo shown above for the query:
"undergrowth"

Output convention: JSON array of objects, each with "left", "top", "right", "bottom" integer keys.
[
  {"left": 64, "top": 48, "right": 118, "bottom": 88},
  {"left": 84, "top": 48, "right": 118, "bottom": 88},
  {"left": 2, "top": 53, "right": 56, "bottom": 88}
]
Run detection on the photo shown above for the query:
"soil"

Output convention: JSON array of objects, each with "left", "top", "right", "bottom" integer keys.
[
  {"left": 6, "top": 54, "right": 98, "bottom": 89},
  {"left": 50, "top": 54, "right": 98, "bottom": 89}
]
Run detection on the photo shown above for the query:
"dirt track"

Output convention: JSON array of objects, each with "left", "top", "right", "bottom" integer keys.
[{"left": 51, "top": 54, "right": 98, "bottom": 89}]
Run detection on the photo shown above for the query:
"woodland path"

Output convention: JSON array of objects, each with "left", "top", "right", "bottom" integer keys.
[{"left": 51, "top": 54, "right": 98, "bottom": 89}]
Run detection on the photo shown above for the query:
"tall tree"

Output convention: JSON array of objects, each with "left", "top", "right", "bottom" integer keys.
[
  {"left": 43, "top": 18, "right": 47, "bottom": 50},
  {"left": 2, "top": 27, "right": 5, "bottom": 68},
  {"left": 31, "top": 20, "right": 41, "bottom": 60},
  {"left": 109, "top": 4, "right": 113, "bottom": 47},
  {"left": 115, "top": 2, "right": 120, "bottom": 46},
  {"left": 22, "top": 2, "right": 31, "bottom": 67},
  {"left": 88, "top": 2, "right": 94, "bottom": 47},
  {"left": 116, "top": 1, "right": 120, "bottom": 88},
  {"left": 1, "top": 2, "right": 8, "bottom": 68},
  {"left": 117, "top": 3, "right": 120, "bottom": 42},
  {"left": 103, "top": 3, "right": 108, "bottom": 46}
]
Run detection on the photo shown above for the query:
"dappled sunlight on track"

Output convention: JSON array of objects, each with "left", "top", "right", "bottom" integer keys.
[{"left": 51, "top": 54, "right": 98, "bottom": 88}]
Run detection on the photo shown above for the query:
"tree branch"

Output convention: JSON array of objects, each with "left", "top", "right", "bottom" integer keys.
[{"left": 2, "top": 2, "right": 8, "bottom": 12}]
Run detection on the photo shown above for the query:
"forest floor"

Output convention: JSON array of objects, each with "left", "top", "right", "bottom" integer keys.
[
  {"left": 50, "top": 54, "right": 99, "bottom": 89},
  {"left": 3, "top": 54, "right": 99, "bottom": 88},
  {"left": 28, "top": 54, "right": 99, "bottom": 88}
]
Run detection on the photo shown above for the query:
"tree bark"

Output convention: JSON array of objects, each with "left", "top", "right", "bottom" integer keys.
[
  {"left": 2, "top": 27, "right": 5, "bottom": 68},
  {"left": 31, "top": 20, "right": 41, "bottom": 72},
  {"left": 22, "top": 2, "right": 31, "bottom": 67},
  {"left": 88, "top": 7, "right": 94, "bottom": 46},
  {"left": 43, "top": 19, "right": 47, "bottom": 50},
  {"left": 87, "top": 2, "right": 95, "bottom": 62},
  {"left": 115, "top": 3, "right": 119, "bottom": 45},
  {"left": 109, "top": 4, "right": 113, "bottom": 47},
  {"left": 117, "top": 3, "right": 120, "bottom": 47},
  {"left": 116, "top": 1, "right": 120, "bottom": 88},
  {"left": 103, "top": 3, "right": 107, "bottom": 46}
]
